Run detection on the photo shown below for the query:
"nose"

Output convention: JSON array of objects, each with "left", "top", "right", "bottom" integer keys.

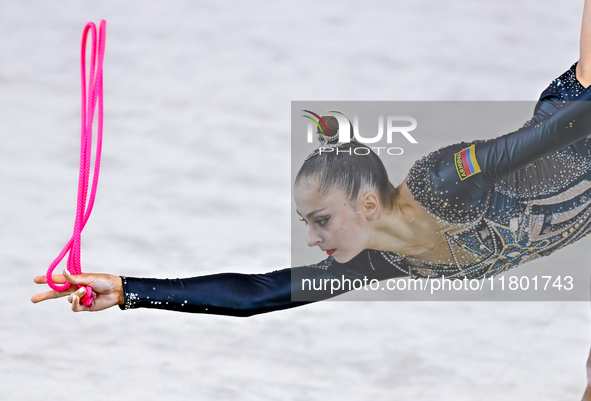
[{"left": 307, "top": 228, "right": 322, "bottom": 248}]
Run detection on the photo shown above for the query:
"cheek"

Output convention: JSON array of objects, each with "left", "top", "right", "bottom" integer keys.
[{"left": 333, "top": 217, "right": 365, "bottom": 246}]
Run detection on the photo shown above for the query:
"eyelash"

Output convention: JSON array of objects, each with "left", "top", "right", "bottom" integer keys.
[
  {"left": 299, "top": 217, "right": 330, "bottom": 227},
  {"left": 317, "top": 218, "right": 329, "bottom": 227}
]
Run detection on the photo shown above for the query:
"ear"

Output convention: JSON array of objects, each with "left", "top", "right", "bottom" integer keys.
[{"left": 360, "top": 191, "right": 379, "bottom": 219}]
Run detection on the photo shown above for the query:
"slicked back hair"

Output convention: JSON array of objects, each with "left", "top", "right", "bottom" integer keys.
[{"left": 296, "top": 140, "right": 398, "bottom": 211}]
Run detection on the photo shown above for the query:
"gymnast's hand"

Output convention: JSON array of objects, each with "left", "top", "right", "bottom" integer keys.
[{"left": 31, "top": 269, "right": 124, "bottom": 312}]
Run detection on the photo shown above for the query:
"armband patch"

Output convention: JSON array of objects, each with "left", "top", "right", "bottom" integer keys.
[{"left": 454, "top": 144, "right": 481, "bottom": 180}]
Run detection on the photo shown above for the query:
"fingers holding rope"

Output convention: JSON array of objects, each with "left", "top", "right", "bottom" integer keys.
[
  {"left": 63, "top": 269, "right": 96, "bottom": 309},
  {"left": 68, "top": 286, "right": 94, "bottom": 312},
  {"left": 32, "top": 270, "right": 97, "bottom": 310}
]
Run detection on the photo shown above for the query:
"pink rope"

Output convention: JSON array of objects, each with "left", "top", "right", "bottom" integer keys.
[{"left": 46, "top": 20, "right": 107, "bottom": 307}]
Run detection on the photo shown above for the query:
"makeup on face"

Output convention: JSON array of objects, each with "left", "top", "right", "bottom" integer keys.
[{"left": 294, "top": 181, "right": 370, "bottom": 263}]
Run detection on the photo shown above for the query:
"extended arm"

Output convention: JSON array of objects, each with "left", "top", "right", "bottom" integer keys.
[
  {"left": 119, "top": 268, "right": 319, "bottom": 317},
  {"left": 408, "top": 64, "right": 591, "bottom": 222},
  {"left": 33, "top": 250, "right": 407, "bottom": 316},
  {"left": 118, "top": 250, "right": 405, "bottom": 317},
  {"left": 474, "top": 86, "right": 591, "bottom": 185},
  {"left": 481, "top": 0, "right": 591, "bottom": 184}
]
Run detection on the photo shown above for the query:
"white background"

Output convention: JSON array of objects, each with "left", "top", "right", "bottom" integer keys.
[{"left": 1, "top": 0, "right": 589, "bottom": 399}]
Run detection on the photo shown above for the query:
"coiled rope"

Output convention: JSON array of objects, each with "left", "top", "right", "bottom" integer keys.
[{"left": 46, "top": 20, "right": 107, "bottom": 307}]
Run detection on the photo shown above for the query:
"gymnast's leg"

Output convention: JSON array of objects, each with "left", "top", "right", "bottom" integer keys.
[
  {"left": 578, "top": 0, "right": 591, "bottom": 88},
  {"left": 582, "top": 1, "right": 591, "bottom": 399},
  {"left": 583, "top": 346, "right": 591, "bottom": 401}
]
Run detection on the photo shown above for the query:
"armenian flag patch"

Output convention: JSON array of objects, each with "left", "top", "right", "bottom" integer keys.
[{"left": 454, "top": 144, "right": 481, "bottom": 180}]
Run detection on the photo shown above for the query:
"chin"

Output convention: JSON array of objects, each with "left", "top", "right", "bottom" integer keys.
[
  {"left": 333, "top": 252, "right": 354, "bottom": 264},
  {"left": 332, "top": 247, "right": 366, "bottom": 264}
]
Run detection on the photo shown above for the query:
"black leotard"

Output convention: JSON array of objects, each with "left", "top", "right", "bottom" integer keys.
[{"left": 119, "top": 63, "right": 591, "bottom": 317}]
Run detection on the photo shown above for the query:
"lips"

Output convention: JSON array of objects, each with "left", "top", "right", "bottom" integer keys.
[{"left": 325, "top": 249, "right": 336, "bottom": 256}]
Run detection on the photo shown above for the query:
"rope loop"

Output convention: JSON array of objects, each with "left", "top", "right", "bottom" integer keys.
[{"left": 46, "top": 20, "right": 107, "bottom": 307}]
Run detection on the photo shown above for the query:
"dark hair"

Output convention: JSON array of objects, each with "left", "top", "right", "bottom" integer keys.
[{"left": 295, "top": 116, "right": 399, "bottom": 211}]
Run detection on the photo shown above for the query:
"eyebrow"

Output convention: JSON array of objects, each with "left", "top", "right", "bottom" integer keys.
[{"left": 296, "top": 208, "right": 326, "bottom": 219}]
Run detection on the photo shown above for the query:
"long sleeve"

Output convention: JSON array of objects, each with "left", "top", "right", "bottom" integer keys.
[
  {"left": 119, "top": 249, "right": 407, "bottom": 317},
  {"left": 407, "top": 63, "right": 591, "bottom": 223},
  {"left": 474, "top": 92, "right": 591, "bottom": 185}
]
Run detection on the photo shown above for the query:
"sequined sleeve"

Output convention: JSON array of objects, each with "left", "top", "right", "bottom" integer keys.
[
  {"left": 536, "top": 62, "right": 587, "bottom": 104},
  {"left": 118, "top": 249, "right": 407, "bottom": 317},
  {"left": 408, "top": 64, "right": 591, "bottom": 223},
  {"left": 495, "top": 62, "right": 591, "bottom": 199}
]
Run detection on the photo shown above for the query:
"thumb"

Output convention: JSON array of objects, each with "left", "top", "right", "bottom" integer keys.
[{"left": 62, "top": 269, "right": 94, "bottom": 286}]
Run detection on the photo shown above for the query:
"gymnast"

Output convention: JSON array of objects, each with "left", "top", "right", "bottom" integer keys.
[{"left": 31, "top": 3, "right": 591, "bottom": 398}]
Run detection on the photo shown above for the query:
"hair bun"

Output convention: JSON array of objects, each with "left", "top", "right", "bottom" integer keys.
[
  {"left": 317, "top": 116, "right": 340, "bottom": 145},
  {"left": 302, "top": 111, "right": 356, "bottom": 159}
]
